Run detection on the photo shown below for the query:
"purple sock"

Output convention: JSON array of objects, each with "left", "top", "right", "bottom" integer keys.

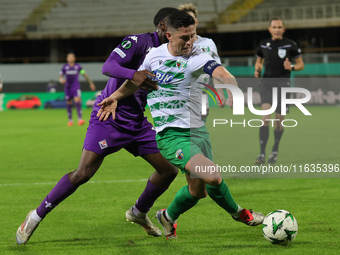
[
  {"left": 66, "top": 104, "right": 72, "bottom": 121},
  {"left": 36, "top": 174, "right": 78, "bottom": 218},
  {"left": 134, "top": 179, "right": 167, "bottom": 213},
  {"left": 75, "top": 102, "right": 82, "bottom": 119}
]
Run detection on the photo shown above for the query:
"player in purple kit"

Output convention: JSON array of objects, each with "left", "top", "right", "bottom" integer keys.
[
  {"left": 59, "top": 52, "right": 96, "bottom": 126},
  {"left": 16, "top": 7, "right": 178, "bottom": 245}
]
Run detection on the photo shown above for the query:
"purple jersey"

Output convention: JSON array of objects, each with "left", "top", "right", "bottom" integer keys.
[
  {"left": 59, "top": 63, "right": 83, "bottom": 91},
  {"left": 92, "top": 31, "right": 160, "bottom": 131}
]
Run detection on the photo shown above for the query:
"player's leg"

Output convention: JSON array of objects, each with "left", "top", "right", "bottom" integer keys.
[
  {"left": 133, "top": 152, "right": 178, "bottom": 212},
  {"left": 16, "top": 149, "right": 104, "bottom": 244},
  {"left": 159, "top": 153, "right": 264, "bottom": 239},
  {"left": 66, "top": 95, "right": 73, "bottom": 126},
  {"left": 158, "top": 154, "right": 235, "bottom": 239},
  {"left": 126, "top": 152, "right": 177, "bottom": 237},
  {"left": 124, "top": 124, "right": 178, "bottom": 236},
  {"left": 74, "top": 91, "right": 84, "bottom": 125}
]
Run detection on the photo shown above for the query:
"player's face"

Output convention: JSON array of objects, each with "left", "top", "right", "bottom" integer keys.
[
  {"left": 268, "top": 20, "right": 285, "bottom": 40},
  {"left": 167, "top": 25, "right": 196, "bottom": 56},
  {"left": 67, "top": 53, "right": 76, "bottom": 64}
]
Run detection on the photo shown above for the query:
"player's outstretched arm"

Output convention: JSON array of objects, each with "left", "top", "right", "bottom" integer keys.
[
  {"left": 96, "top": 76, "right": 158, "bottom": 121},
  {"left": 97, "top": 79, "right": 138, "bottom": 121},
  {"left": 212, "top": 66, "right": 238, "bottom": 109}
]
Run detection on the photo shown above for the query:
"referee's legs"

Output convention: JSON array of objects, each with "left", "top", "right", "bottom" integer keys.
[{"left": 255, "top": 103, "right": 271, "bottom": 164}]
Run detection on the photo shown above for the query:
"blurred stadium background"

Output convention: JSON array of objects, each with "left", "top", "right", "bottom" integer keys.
[{"left": 0, "top": 0, "right": 340, "bottom": 105}]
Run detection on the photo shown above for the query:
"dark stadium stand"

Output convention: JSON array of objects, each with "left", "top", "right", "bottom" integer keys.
[{"left": 1, "top": 0, "right": 340, "bottom": 64}]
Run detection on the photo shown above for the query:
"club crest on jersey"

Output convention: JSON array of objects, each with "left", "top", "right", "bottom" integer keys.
[
  {"left": 278, "top": 49, "right": 286, "bottom": 58},
  {"left": 176, "top": 149, "right": 184, "bottom": 160},
  {"left": 199, "top": 46, "right": 210, "bottom": 53},
  {"left": 98, "top": 139, "right": 108, "bottom": 149},
  {"left": 154, "top": 70, "right": 174, "bottom": 84},
  {"left": 176, "top": 59, "right": 188, "bottom": 69},
  {"left": 164, "top": 59, "right": 187, "bottom": 69}
]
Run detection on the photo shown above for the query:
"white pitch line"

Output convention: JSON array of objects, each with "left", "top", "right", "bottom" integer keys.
[{"left": 0, "top": 178, "right": 149, "bottom": 187}]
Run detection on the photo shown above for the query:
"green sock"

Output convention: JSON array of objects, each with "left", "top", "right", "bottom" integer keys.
[
  {"left": 166, "top": 185, "right": 199, "bottom": 221},
  {"left": 206, "top": 180, "right": 238, "bottom": 214}
]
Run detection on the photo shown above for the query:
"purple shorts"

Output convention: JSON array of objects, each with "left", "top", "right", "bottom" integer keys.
[
  {"left": 83, "top": 117, "right": 159, "bottom": 157},
  {"left": 65, "top": 89, "right": 81, "bottom": 101}
]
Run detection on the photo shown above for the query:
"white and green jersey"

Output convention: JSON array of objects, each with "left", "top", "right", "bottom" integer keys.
[
  {"left": 139, "top": 44, "right": 216, "bottom": 133},
  {"left": 195, "top": 35, "right": 221, "bottom": 64}
]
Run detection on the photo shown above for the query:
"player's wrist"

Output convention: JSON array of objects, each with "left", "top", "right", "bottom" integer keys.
[{"left": 290, "top": 65, "right": 295, "bottom": 71}]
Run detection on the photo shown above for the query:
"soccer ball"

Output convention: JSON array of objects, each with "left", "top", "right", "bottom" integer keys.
[{"left": 262, "top": 209, "right": 298, "bottom": 245}]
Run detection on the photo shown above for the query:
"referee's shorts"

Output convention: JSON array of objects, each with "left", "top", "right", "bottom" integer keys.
[{"left": 260, "top": 78, "right": 290, "bottom": 114}]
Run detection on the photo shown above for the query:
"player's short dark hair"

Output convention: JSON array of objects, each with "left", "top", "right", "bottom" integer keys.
[
  {"left": 167, "top": 10, "right": 195, "bottom": 30},
  {"left": 269, "top": 17, "right": 284, "bottom": 26},
  {"left": 153, "top": 7, "right": 178, "bottom": 27}
]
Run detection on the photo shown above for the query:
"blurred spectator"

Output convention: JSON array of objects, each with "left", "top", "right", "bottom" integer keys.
[{"left": 47, "top": 80, "right": 57, "bottom": 93}]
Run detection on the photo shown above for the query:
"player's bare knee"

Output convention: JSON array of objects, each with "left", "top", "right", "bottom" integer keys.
[
  {"left": 156, "top": 163, "right": 178, "bottom": 179},
  {"left": 167, "top": 165, "right": 178, "bottom": 178},
  {"left": 204, "top": 177, "right": 222, "bottom": 186},
  {"left": 190, "top": 189, "right": 208, "bottom": 199}
]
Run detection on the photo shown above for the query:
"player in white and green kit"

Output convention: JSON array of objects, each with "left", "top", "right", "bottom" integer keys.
[{"left": 97, "top": 10, "right": 264, "bottom": 240}]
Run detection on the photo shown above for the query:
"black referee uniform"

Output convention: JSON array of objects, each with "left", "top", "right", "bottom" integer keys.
[{"left": 256, "top": 37, "right": 302, "bottom": 113}]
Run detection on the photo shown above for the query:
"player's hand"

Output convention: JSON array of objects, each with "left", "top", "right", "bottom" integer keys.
[
  {"left": 90, "top": 82, "right": 96, "bottom": 91},
  {"left": 283, "top": 58, "right": 291, "bottom": 70},
  {"left": 132, "top": 70, "right": 158, "bottom": 90},
  {"left": 96, "top": 96, "right": 118, "bottom": 121},
  {"left": 226, "top": 96, "right": 233, "bottom": 109},
  {"left": 59, "top": 78, "right": 66, "bottom": 84},
  {"left": 254, "top": 69, "right": 261, "bottom": 78},
  {"left": 217, "top": 92, "right": 226, "bottom": 108}
]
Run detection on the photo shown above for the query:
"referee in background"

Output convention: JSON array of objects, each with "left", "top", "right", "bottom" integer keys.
[{"left": 254, "top": 17, "right": 304, "bottom": 164}]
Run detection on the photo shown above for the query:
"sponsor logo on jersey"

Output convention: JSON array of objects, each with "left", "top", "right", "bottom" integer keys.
[
  {"left": 154, "top": 70, "right": 174, "bottom": 84},
  {"left": 113, "top": 48, "right": 126, "bottom": 58},
  {"left": 121, "top": 40, "right": 132, "bottom": 49},
  {"left": 175, "top": 149, "right": 184, "bottom": 160},
  {"left": 65, "top": 70, "right": 78, "bottom": 75},
  {"left": 278, "top": 49, "right": 286, "bottom": 58},
  {"left": 129, "top": 36, "right": 138, "bottom": 43},
  {"left": 98, "top": 139, "right": 108, "bottom": 149}
]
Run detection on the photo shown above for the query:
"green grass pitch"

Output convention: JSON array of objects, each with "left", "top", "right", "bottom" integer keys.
[{"left": 0, "top": 106, "right": 339, "bottom": 255}]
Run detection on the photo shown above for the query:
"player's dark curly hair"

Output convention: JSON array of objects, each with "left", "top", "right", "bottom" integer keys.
[
  {"left": 167, "top": 10, "right": 195, "bottom": 30},
  {"left": 153, "top": 7, "right": 177, "bottom": 27}
]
